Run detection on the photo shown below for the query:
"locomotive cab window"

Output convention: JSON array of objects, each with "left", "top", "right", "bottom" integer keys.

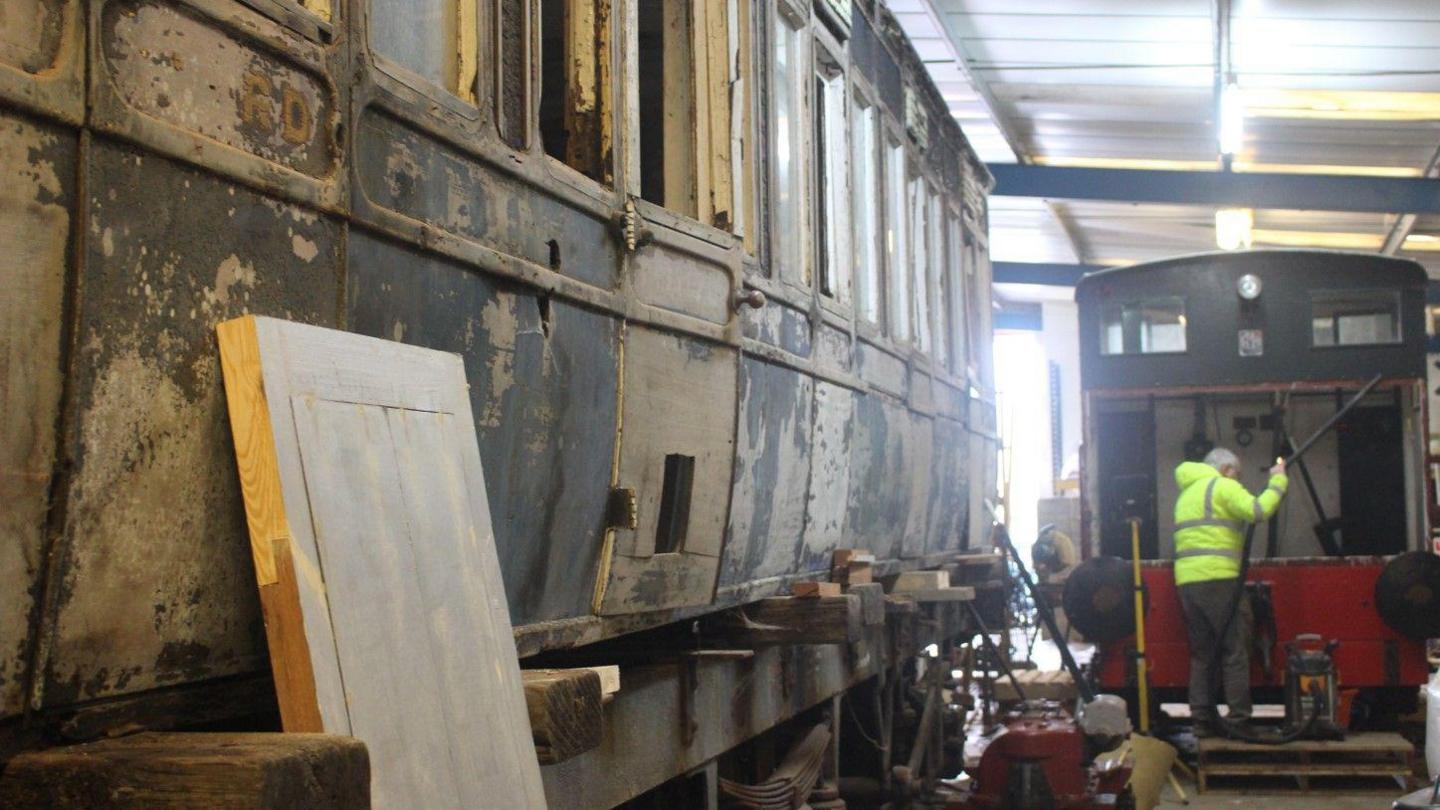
[
  {"left": 540, "top": 0, "right": 613, "bottom": 185},
  {"left": 1311, "top": 289, "right": 1402, "bottom": 347},
  {"left": 1100, "top": 297, "right": 1187, "bottom": 355}
]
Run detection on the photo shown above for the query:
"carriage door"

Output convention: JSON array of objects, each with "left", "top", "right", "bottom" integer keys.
[{"left": 595, "top": 325, "right": 738, "bottom": 615}]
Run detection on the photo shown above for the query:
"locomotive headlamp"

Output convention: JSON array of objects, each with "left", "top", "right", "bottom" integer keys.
[{"left": 1237, "top": 273, "right": 1263, "bottom": 301}]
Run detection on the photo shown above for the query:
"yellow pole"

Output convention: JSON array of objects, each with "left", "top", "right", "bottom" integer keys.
[{"left": 1130, "top": 517, "right": 1150, "bottom": 734}]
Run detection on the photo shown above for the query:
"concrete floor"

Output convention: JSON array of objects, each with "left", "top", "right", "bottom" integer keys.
[{"left": 1182, "top": 788, "right": 1401, "bottom": 808}]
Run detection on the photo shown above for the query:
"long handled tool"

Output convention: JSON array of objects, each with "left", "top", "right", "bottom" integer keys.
[
  {"left": 1128, "top": 518, "right": 1151, "bottom": 734},
  {"left": 1209, "top": 373, "right": 1384, "bottom": 744},
  {"left": 984, "top": 502, "right": 1097, "bottom": 704}
]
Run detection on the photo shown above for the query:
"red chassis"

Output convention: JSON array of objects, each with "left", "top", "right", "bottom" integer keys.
[{"left": 1095, "top": 557, "right": 1427, "bottom": 692}]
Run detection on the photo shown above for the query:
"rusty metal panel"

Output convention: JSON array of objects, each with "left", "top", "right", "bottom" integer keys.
[
  {"left": 0, "top": 111, "right": 75, "bottom": 720},
  {"left": 90, "top": 0, "right": 342, "bottom": 208},
  {"left": 844, "top": 395, "right": 909, "bottom": 560},
  {"left": 718, "top": 358, "right": 814, "bottom": 588},
  {"left": 345, "top": 230, "right": 619, "bottom": 625},
  {"left": 352, "top": 108, "right": 619, "bottom": 291},
  {"left": 0, "top": 0, "right": 84, "bottom": 123},
  {"left": 36, "top": 143, "right": 341, "bottom": 709}
]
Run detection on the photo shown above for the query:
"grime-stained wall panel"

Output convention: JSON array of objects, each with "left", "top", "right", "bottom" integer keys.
[
  {"left": 353, "top": 109, "right": 619, "bottom": 291},
  {"left": 345, "top": 231, "right": 619, "bottom": 625},
  {"left": 900, "top": 413, "right": 934, "bottom": 558},
  {"left": 719, "top": 358, "right": 814, "bottom": 589},
  {"left": 742, "top": 296, "right": 812, "bottom": 357},
  {"left": 631, "top": 243, "right": 732, "bottom": 325},
  {"left": 599, "top": 327, "right": 737, "bottom": 615},
  {"left": 38, "top": 144, "right": 341, "bottom": 708},
  {"left": 925, "top": 417, "right": 968, "bottom": 555},
  {"left": 0, "top": 0, "right": 84, "bottom": 123},
  {"left": 0, "top": 111, "right": 74, "bottom": 720},
  {"left": 802, "top": 381, "right": 855, "bottom": 567},
  {"left": 844, "top": 395, "right": 909, "bottom": 560},
  {"left": 91, "top": 0, "right": 341, "bottom": 207}
]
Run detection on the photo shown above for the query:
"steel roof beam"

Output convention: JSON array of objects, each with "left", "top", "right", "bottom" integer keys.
[
  {"left": 993, "top": 262, "right": 1102, "bottom": 287},
  {"left": 989, "top": 164, "right": 1440, "bottom": 216}
]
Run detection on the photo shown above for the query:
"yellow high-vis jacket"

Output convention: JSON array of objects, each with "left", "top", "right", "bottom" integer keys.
[{"left": 1172, "top": 461, "right": 1288, "bottom": 586}]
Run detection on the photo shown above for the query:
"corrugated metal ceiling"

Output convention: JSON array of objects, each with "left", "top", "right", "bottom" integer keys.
[{"left": 890, "top": 0, "right": 1440, "bottom": 279}]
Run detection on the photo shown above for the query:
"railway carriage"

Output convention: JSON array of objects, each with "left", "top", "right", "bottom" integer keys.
[{"left": 0, "top": 0, "right": 996, "bottom": 802}]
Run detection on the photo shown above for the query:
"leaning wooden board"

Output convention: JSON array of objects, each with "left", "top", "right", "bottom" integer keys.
[{"left": 217, "top": 315, "right": 546, "bottom": 809}]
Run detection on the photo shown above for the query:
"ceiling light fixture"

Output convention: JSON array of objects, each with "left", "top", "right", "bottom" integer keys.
[
  {"left": 1220, "top": 82, "right": 1245, "bottom": 156},
  {"left": 1216, "top": 208, "right": 1254, "bottom": 251}
]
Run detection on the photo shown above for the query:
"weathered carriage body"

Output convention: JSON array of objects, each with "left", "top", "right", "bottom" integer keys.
[{"left": 0, "top": 0, "right": 996, "bottom": 775}]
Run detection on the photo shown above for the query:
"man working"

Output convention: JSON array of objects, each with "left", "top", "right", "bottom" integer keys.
[{"left": 1173, "top": 448, "right": 1288, "bottom": 737}]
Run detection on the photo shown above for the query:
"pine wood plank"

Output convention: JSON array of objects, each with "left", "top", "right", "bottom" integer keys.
[{"left": 217, "top": 316, "right": 545, "bottom": 810}]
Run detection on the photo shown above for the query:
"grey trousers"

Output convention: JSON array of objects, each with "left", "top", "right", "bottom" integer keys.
[{"left": 1178, "top": 578, "right": 1252, "bottom": 722}]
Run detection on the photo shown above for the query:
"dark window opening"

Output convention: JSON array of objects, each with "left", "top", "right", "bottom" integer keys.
[
  {"left": 814, "top": 75, "right": 831, "bottom": 296},
  {"left": 540, "top": 0, "right": 611, "bottom": 184},
  {"left": 654, "top": 453, "right": 695, "bottom": 554},
  {"left": 637, "top": 0, "right": 696, "bottom": 215}
]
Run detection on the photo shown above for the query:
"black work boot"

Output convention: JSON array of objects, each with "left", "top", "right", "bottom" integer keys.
[{"left": 1192, "top": 712, "right": 1220, "bottom": 739}]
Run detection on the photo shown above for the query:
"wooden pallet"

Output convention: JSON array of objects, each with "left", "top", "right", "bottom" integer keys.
[
  {"left": 1197, "top": 732, "right": 1414, "bottom": 794},
  {"left": 992, "top": 669, "right": 1076, "bottom": 703}
]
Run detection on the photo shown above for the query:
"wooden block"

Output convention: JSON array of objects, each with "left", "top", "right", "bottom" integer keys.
[
  {"left": 832, "top": 549, "right": 874, "bottom": 569},
  {"left": 847, "top": 583, "right": 886, "bottom": 626},
  {"left": 0, "top": 732, "right": 369, "bottom": 809},
  {"left": 893, "top": 570, "right": 950, "bottom": 592},
  {"left": 842, "top": 562, "right": 873, "bottom": 585},
  {"left": 903, "top": 586, "right": 976, "bottom": 603},
  {"left": 522, "top": 669, "right": 603, "bottom": 765},
  {"left": 584, "top": 665, "right": 621, "bottom": 698},
  {"left": 993, "top": 669, "right": 1077, "bottom": 703},
  {"left": 793, "top": 581, "right": 843, "bottom": 598},
  {"left": 705, "top": 595, "right": 863, "bottom": 645}
]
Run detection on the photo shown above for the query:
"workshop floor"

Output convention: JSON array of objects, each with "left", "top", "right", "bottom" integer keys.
[{"left": 1181, "top": 789, "right": 1398, "bottom": 807}]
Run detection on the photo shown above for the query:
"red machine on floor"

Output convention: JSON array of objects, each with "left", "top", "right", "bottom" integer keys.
[
  {"left": 1093, "top": 558, "right": 1428, "bottom": 695},
  {"left": 958, "top": 702, "right": 1133, "bottom": 809}
]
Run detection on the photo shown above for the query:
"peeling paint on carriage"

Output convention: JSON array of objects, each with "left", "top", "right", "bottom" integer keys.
[
  {"left": 720, "top": 359, "right": 814, "bottom": 587},
  {"left": 34, "top": 146, "right": 339, "bottom": 709},
  {"left": 98, "top": 1, "right": 337, "bottom": 179},
  {"left": 345, "top": 232, "right": 619, "bottom": 625},
  {"left": 0, "top": 111, "right": 73, "bottom": 720},
  {"left": 355, "top": 110, "right": 619, "bottom": 291},
  {"left": 0, "top": 0, "right": 65, "bottom": 75}
]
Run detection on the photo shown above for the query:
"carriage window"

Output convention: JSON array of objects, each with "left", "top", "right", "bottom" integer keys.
[
  {"left": 928, "top": 192, "right": 947, "bottom": 368},
  {"left": 885, "top": 138, "right": 910, "bottom": 339},
  {"left": 852, "top": 95, "right": 882, "bottom": 326},
  {"left": 1100, "top": 297, "right": 1187, "bottom": 355},
  {"left": 540, "top": 0, "right": 613, "bottom": 184},
  {"left": 815, "top": 48, "right": 849, "bottom": 300},
  {"left": 909, "top": 170, "right": 931, "bottom": 350},
  {"left": 370, "top": 0, "right": 477, "bottom": 100},
  {"left": 944, "top": 213, "right": 967, "bottom": 374},
  {"left": 638, "top": 0, "right": 697, "bottom": 215},
  {"left": 1311, "top": 290, "right": 1402, "bottom": 347},
  {"left": 771, "top": 6, "right": 808, "bottom": 282},
  {"left": 497, "top": 0, "right": 528, "bottom": 147}
]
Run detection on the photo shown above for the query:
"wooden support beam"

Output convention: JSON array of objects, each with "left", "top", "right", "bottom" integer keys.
[
  {"left": 523, "top": 669, "right": 605, "bottom": 765},
  {"left": 900, "top": 586, "right": 977, "bottom": 604},
  {"left": 847, "top": 582, "right": 886, "bottom": 627},
  {"left": 703, "top": 595, "right": 863, "bottom": 645},
  {"left": 793, "top": 581, "right": 843, "bottom": 598},
  {"left": 892, "top": 570, "right": 950, "bottom": 592},
  {"left": 0, "top": 733, "right": 369, "bottom": 809}
]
